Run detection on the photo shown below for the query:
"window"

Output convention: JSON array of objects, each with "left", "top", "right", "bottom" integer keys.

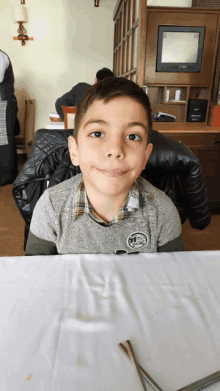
[{"left": 113, "top": 0, "right": 139, "bottom": 80}]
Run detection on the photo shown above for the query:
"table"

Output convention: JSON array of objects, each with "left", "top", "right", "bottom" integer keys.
[
  {"left": 45, "top": 122, "right": 65, "bottom": 130},
  {"left": 0, "top": 251, "right": 220, "bottom": 391}
]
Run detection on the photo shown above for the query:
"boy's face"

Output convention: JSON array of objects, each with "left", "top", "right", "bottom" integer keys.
[{"left": 68, "top": 96, "right": 153, "bottom": 199}]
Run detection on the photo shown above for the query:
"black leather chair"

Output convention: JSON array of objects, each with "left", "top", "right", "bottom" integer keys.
[{"left": 12, "top": 127, "right": 212, "bottom": 251}]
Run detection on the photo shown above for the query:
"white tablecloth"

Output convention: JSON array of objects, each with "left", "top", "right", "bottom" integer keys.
[
  {"left": 0, "top": 251, "right": 220, "bottom": 391},
  {"left": 45, "top": 122, "right": 65, "bottom": 130}
]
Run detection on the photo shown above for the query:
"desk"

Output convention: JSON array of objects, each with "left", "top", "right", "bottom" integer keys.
[{"left": 0, "top": 251, "right": 220, "bottom": 390}]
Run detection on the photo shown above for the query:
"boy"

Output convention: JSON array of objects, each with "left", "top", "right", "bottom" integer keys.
[{"left": 26, "top": 77, "right": 184, "bottom": 255}]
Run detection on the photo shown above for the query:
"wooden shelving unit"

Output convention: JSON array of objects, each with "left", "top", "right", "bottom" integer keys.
[
  {"left": 113, "top": 3, "right": 220, "bottom": 125},
  {"left": 145, "top": 85, "right": 211, "bottom": 124},
  {"left": 112, "top": 2, "right": 220, "bottom": 203}
]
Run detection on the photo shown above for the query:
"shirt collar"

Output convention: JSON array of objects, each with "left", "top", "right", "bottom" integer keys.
[{"left": 73, "top": 177, "right": 141, "bottom": 225}]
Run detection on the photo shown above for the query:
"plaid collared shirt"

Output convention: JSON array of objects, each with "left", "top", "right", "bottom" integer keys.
[{"left": 73, "top": 177, "right": 141, "bottom": 226}]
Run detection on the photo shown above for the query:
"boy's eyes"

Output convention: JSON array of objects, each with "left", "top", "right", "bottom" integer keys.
[
  {"left": 126, "top": 134, "right": 141, "bottom": 141},
  {"left": 89, "top": 131, "right": 141, "bottom": 141},
  {"left": 90, "top": 131, "right": 104, "bottom": 138}
]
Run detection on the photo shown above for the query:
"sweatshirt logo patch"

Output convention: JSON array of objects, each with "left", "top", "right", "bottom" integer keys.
[{"left": 127, "top": 232, "right": 148, "bottom": 249}]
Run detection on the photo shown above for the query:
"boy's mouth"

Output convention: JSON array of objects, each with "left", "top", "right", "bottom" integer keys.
[{"left": 96, "top": 168, "right": 128, "bottom": 177}]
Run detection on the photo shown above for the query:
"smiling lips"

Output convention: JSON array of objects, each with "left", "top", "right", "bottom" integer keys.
[{"left": 97, "top": 168, "right": 127, "bottom": 177}]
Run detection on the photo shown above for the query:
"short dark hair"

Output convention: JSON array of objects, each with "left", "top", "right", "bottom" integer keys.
[
  {"left": 96, "top": 67, "right": 115, "bottom": 82},
  {"left": 73, "top": 77, "right": 152, "bottom": 147}
]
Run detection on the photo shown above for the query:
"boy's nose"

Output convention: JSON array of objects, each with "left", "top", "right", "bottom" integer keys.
[{"left": 105, "top": 139, "right": 125, "bottom": 159}]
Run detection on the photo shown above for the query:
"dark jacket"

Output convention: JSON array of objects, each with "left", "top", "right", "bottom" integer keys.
[
  {"left": 0, "top": 49, "right": 20, "bottom": 136},
  {"left": 0, "top": 50, "right": 15, "bottom": 100},
  {"left": 55, "top": 82, "right": 91, "bottom": 120},
  {"left": 0, "top": 50, "right": 20, "bottom": 186},
  {"left": 12, "top": 128, "right": 211, "bottom": 250}
]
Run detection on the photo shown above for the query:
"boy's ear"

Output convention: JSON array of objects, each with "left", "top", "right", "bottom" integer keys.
[
  {"left": 68, "top": 135, "right": 80, "bottom": 166},
  {"left": 142, "top": 142, "right": 153, "bottom": 170}
]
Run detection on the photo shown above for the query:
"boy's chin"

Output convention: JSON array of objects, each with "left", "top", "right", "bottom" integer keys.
[{"left": 91, "top": 179, "right": 134, "bottom": 195}]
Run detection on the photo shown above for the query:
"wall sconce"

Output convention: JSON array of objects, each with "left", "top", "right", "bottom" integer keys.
[
  {"left": 13, "top": 0, "right": 34, "bottom": 46},
  {"left": 94, "top": 0, "right": 99, "bottom": 6}
]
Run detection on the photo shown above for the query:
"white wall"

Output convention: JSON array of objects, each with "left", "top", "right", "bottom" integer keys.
[
  {"left": 0, "top": 0, "right": 192, "bottom": 134},
  {"left": 1, "top": 0, "right": 115, "bottom": 133}
]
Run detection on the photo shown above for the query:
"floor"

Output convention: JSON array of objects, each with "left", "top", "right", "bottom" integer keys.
[
  {"left": 0, "top": 154, "right": 220, "bottom": 257},
  {"left": 0, "top": 154, "right": 27, "bottom": 257},
  {"left": 0, "top": 183, "right": 26, "bottom": 256},
  {"left": 181, "top": 214, "right": 220, "bottom": 251}
]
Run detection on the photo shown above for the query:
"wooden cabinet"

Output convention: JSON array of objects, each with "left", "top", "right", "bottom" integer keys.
[
  {"left": 113, "top": 2, "right": 220, "bottom": 203},
  {"left": 113, "top": 4, "right": 220, "bottom": 126}
]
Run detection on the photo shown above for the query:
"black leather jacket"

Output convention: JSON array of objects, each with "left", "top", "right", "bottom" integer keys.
[{"left": 12, "top": 128, "right": 211, "bottom": 245}]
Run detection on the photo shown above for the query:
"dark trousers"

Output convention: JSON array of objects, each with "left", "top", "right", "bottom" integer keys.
[{"left": 0, "top": 101, "right": 20, "bottom": 186}]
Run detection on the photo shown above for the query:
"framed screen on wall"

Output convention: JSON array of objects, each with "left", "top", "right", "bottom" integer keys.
[{"left": 156, "top": 26, "right": 205, "bottom": 72}]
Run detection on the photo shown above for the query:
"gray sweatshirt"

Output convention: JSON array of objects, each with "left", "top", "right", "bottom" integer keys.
[{"left": 26, "top": 173, "right": 183, "bottom": 255}]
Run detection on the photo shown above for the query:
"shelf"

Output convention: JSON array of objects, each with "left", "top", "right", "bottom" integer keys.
[
  {"left": 146, "top": 85, "right": 211, "bottom": 125},
  {"left": 164, "top": 86, "right": 188, "bottom": 104},
  {"left": 164, "top": 100, "right": 186, "bottom": 104},
  {"left": 152, "top": 123, "right": 220, "bottom": 132}
]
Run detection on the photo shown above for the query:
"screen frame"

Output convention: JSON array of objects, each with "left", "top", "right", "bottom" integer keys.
[{"left": 156, "top": 25, "right": 206, "bottom": 73}]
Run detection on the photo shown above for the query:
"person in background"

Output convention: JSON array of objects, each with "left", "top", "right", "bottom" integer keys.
[
  {"left": 0, "top": 49, "right": 20, "bottom": 186},
  {"left": 0, "top": 50, "right": 20, "bottom": 136},
  {"left": 55, "top": 67, "right": 115, "bottom": 120}
]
